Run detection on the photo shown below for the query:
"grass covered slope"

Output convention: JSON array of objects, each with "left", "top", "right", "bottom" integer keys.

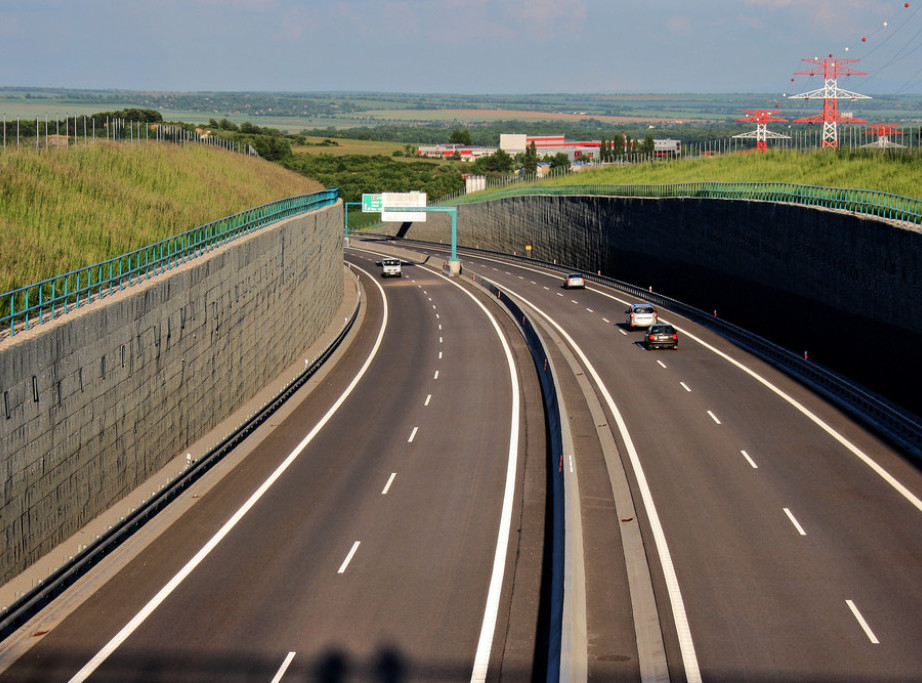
[
  {"left": 0, "top": 141, "right": 325, "bottom": 293},
  {"left": 547, "top": 149, "right": 922, "bottom": 200}
]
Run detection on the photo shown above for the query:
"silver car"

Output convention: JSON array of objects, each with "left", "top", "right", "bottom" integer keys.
[{"left": 626, "top": 303, "right": 657, "bottom": 329}]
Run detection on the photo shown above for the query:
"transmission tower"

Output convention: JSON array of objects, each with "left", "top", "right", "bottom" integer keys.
[
  {"left": 862, "top": 124, "right": 905, "bottom": 149},
  {"left": 733, "top": 109, "right": 790, "bottom": 151},
  {"left": 788, "top": 55, "right": 870, "bottom": 148}
]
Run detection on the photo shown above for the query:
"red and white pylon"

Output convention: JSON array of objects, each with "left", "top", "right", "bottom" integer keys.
[
  {"left": 733, "top": 109, "right": 791, "bottom": 151},
  {"left": 862, "top": 124, "right": 905, "bottom": 148},
  {"left": 788, "top": 55, "right": 870, "bottom": 148}
]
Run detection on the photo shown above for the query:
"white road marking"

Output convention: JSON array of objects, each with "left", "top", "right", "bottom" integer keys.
[
  {"left": 571, "top": 299, "right": 579, "bottom": 304},
  {"left": 438, "top": 324, "right": 442, "bottom": 330},
  {"left": 408, "top": 426, "right": 418, "bottom": 443},
  {"left": 439, "top": 336, "right": 443, "bottom": 343},
  {"left": 783, "top": 508, "right": 807, "bottom": 535},
  {"left": 569, "top": 455, "right": 575, "bottom": 473},
  {"left": 67, "top": 266, "right": 391, "bottom": 683},
  {"left": 382, "top": 473, "right": 396, "bottom": 495},
  {"left": 433, "top": 370, "right": 439, "bottom": 380},
  {"left": 602, "top": 318, "right": 610, "bottom": 324},
  {"left": 488, "top": 282, "right": 702, "bottom": 682},
  {"left": 423, "top": 267, "right": 521, "bottom": 683},
  {"left": 432, "top": 305, "right": 437, "bottom": 310},
  {"left": 707, "top": 410, "right": 722, "bottom": 425},
  {"left": 618, "top": 329, "right": 627, "bottom": 335},
  {"left": 543, "top": 286, "right": 550, "bottom": 290},
  {"left": 436, "top": 313, "right": 440, "bottom": 320},
  {"left": 439, "top": 351, "right": 443, "bottom": 359},
  {"left": 270, "top": 652, "right": 296, "bottom": 683},
  {"left": 338, "top": 541, "right": 361, "bottom": 574},
  {"left": 741, "top": 450, "right": 758, "bottom": 468},
  {"left": 657, "top": 360, "right": 667, "bottom": 369},
  {"left": 557, "top": 292, "right": 564, "bottom": 296},
  {"left": 424, "top": 394, "right": 432, "bottom": 406},
  {"left": 846, "top": 600, "right": 880, "bottom": 644},
  {"left": 586, "top": 308, "right": 594, "bottom": 313},
  {"left": 680, "top": 382, "right": 692, "bottom": 392}
]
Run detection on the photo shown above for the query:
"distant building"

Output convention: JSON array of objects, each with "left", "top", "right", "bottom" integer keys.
[{"left": 417, "top": 143, "right": 496, "bottom": 160}]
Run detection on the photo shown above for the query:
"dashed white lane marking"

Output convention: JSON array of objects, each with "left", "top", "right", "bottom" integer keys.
[
  {"left": 783, "top": 507, "right": 807, "bottom": 536},
  {"left": 439, "top": 337, "right": 443, "bottom": 343},
  {"left": 66, "top": 264, "right": 391, "bottom": 683},
  {"left": 425, "top": 394, "right": 432, "bottom": 406},
  {"left": 439, "top": 351, "right": 443, "bottom": 359},
  {"left": 436, "top": 314, "right": 440, "bottom": 320},
  {"left": 707, "top": 410, "right": 722, "bottom": 425},
  {"left": 433, "top": 370, "right": 439, "bottom": 380},
  {"left": 408, "top": 426, "right": 418, "bottom": 443},
  {"left": 438, "top": 324, "right": 442, "bottom": 330},
  {"left": 571, "top": 299, "right": 579, "bottom": 304},
  {"left": 680, "top": 382, "right": 692, "bottom": 392},
  {"left": 586, "top": 308, "right": 594, "bottom": 313},
  {"left": 657, "top": 360, "right": 667, "bottom": 369},
  {"left": 741, "top": 450, "right": 758, "bottom": 468},
  {"left": 602, "top": 318, "right": 610, "bottom": 324},
  {"left": 270, "top": 652, "right": 296, "bottom": 683},
  {"left": 432, "top": 304, "right": 437, "bottom": 310},
  {"left": 846, "top": 600, "right": 880, "bottom": 644},
  {"left": 557, "top": 292, "right": 564, "bottom": 296},
  {"left": 543, "top": 286, "right": 550, "bottom": 290},
  {"left": 338, "top": 541, "right": 361, "bottom": 574},
  {"left": 619, "top": 329, "right": 627, "bottom": 335},
  {"left": 382, "top": 473, "right": 396, "bottom": 495}
]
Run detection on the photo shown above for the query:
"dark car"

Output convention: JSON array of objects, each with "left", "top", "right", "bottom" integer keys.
[{"left": 644, "top": 324, "right": 678, "bottom": 350}]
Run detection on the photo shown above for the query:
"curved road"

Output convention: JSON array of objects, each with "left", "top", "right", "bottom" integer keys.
[
  {"left": 413, "top": 243, "right": 922, "bottom": 681},
  {"left": 0, "top": 254, "right": 544, "bottom": 681}
]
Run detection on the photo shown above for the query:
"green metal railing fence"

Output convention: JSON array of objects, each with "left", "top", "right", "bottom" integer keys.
[
  {"left": 443, "top": 181, "right": 922, "bottom": 226},
  {"left": 2, "top": 188, "right": 339, "bottom": 338}
]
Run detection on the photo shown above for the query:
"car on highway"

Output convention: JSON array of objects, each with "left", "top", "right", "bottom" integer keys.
[
  {"left": 563, "top": 273, "right": 585, "bottom": 289},
  {"left": 379, "top": 258, "right": 402, "bottom": 278},
  {"left": 644, "top": 324, "right": 678, "bottom": 350},
  {"left": 626, "top": 303, "right": 657, "bottom": 329}
]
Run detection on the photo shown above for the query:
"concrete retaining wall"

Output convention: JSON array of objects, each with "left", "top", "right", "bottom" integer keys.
[
  {"left": 388, "top": 195, "right": 922, "bottom": 414},
  {"left": 0, "top": 202, "right": 344, "bottom": 584}
]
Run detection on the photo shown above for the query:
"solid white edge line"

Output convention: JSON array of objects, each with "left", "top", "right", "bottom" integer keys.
[
  {"left": 846, "top": 599, "right": 880, "bottom": 644},
  {"left": 270, "top": 651, "right": 296, "bottom": 683},
  {"left": 382, "top": 473, "right": 396, "bottom": 496},
  {"left": 422, "top": 267, "right": 520, "bottom": 683},
  {"left": 68, "top": 265, "right": 390, "bottom": 683},
  {"left": 492, "top": 283, "right": 703, "bottom": 683},
  {"left": 783, "top": 507, "right": 807, "bottom": 536},
  {"left": 338, "top": 541, "right": 361, "bottom": 574}
]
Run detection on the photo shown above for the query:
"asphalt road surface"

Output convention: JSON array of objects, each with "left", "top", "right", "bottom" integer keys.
[
  {"left": 0, "top": 254, "right": 543, "bottom": 682},
  {"left": 418, "top": 244, "right": 922, "bottom": 682}
]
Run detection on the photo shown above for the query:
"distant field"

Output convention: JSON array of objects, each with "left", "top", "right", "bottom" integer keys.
[
  {"left": 360, "top": 108, "right": 710, "bottom": 124},
  {"left": 292, "top": 137, "right": 411, "bottom": 157}
]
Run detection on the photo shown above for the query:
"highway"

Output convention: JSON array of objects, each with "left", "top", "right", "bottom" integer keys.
[
  {"left": 0, "top": 254, "right": 545, "bottom": 681},
  {"left": 4, "top": 239, "right": 922, "bottom": 682},
  {"left": 409, "top": 243, "right": 922, "bottom": 681}
]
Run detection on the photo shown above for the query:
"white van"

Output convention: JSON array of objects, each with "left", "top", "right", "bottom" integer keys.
[{"left": 380, "top": 258, "right": 402, "bottom": 278}]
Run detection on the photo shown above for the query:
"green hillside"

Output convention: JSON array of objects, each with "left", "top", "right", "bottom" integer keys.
[
  {"left": 547, "top": 149, "right": 922, "bottom": 199},
  {"left": 0, "top": 142, "right": 324, "bottom": 294}
]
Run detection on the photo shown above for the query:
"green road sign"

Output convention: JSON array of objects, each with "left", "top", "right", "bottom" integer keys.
[{"left": 361, "top": 193, "right": 383, "bottom": 212}]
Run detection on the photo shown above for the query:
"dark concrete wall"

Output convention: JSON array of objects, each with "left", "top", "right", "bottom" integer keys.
[
  {"left": 0, "top": 203, "right": 344, "bottom": 583},
  {"left": 389, "top": 195, "right": 922, "bottom": 415}
]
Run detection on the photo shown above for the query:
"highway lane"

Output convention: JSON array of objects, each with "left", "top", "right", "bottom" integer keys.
[
  {"left": 1, "top": 256, "right": 536, "bottom": 681},
  {"left": 416, "top": 245, "right": 922, "bottom": 681}
]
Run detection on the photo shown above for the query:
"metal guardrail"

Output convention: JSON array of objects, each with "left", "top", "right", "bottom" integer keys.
[
  {"left": 1, "top": 188, "right": 340, "bottom": 338},
  {"left": 443, "top": 182, "right": 922, "bottom": 227}
]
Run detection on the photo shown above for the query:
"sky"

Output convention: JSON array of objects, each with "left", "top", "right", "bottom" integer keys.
[{"left": 0, "top": 0, "right": 920, "bottom": 95}]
